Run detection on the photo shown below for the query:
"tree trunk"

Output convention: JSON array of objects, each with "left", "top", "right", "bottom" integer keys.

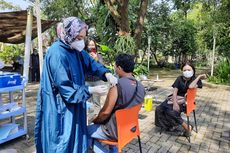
[
  {"left": 104, "top": 0, "right": 129, "bottom": 35},
  {"left": 117, "top": 0, "right": 129, "bottom": 35},
  {"left": 152, "top": 44, "right": 159, "bottom": 65},
  {"left": 179, "top": 52, "right": 181, "bottom": 64},
  {"left": 140, "top": 49, "right": 146, "bottom": 64},
  {"left": 104, "top": 0, "right": 148, "bottom": 44},
  {"left": 182, "top": 53, "right": 187, "bottom": 63},
  {"left": 134, "top": 0, "right": 148, "bottom": 56},
  {"left": 153, "top": 52, "right": 159, "bottom": 65}
]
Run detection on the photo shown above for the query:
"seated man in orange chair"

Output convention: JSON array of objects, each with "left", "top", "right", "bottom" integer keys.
[{"left": 87, "top": 54, "right": 145, "bottom": 153}]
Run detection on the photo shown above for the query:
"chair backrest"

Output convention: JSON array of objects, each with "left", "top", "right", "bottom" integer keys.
[
  {"left": 115, "top": 104, "right": 142, "bottom": 152},
  {"left": 185, "top": 88, "right": 197, "bottom": 116}
]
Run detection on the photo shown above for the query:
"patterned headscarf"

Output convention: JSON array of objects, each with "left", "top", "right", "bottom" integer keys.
[
  {"left": 57, "top": 17, "right": 88, "bottom": 45},
  {"left": 57, "top": 22, "right": 65, "bottom": 40}
]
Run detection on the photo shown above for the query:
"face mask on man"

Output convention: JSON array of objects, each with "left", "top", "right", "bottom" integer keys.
[
  {"left": 70, "top": 39, "right": 85, "bottom": 51},
  {"left": 183, "top": 70, "right": 193, "bottom": 78}
]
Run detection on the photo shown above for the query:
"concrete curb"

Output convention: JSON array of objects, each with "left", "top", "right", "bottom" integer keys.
[{"left": 203, "top": 81, "right": 230, "bottom": 91}]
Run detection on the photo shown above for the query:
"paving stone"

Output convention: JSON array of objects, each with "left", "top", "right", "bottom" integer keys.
[
  {"left": 219, "top": 141, "right": 229, "bottom": 150},
  {"left": 1, "top": 75, "right": 230, "bottom": 153},
  {"left": 212, "top": 135, "right": 229, "bottom": 143},
  {"left": 148, "top": 146, "right": 160, "bottom": 153},
  {"left": 130, "top": 139, "right": 139, "bottom": 145},
  {"left": 141, "top": 143, "right": 152, "bottom": 151},
  {"left": 194, "top": 133, "right": 203, "bottom": 141},
  {"left": 123, "top": 147, "right": 129, "bottom": 151},
  {"left": 218, "top": 148, "right": 230, "bottom": 153},
  {"left": 208, "top": 147, "right": 219, "bottom": 153},
  {"left": 188, "top": 150, "right": 199, "bottom": 153},
  {"left": 207, "top": 143, "right": 219, "bottom": 151},
  {"left": 210, "top": 127, "right": 223, "bottom": 133},
  {"left": 200, "top": 142, "right": 210, "bottom": 150},
  {"left": 167, "top": 136, "right": 177, "bottom": 142},
  {"left": 223, "top": 122, "right": 230, "bottom": 128},
  {"left": 189, "top": 143, "right": 200, "bottom": 152},
  {"left": 179, "top": 144, "right": 191, "bottom": 152},
  {"left": 155, "top": 140, "right": 166, "bottom": 147},
  {"left": 189, "top": 146, "right": 200, "bottom": 153},
  {"left": 142, "top": 135, "right": 153, "bottom": 143},
  {"left": 125, "top": 149, "right": 137, "bottom": 153},
  {"left": 197, "top": 149, "right": 209, "bottom": 153},
  {"left": 156, "top": 146, "right": 170, "bottom": 153},
  {"left": 126, "top": 144, "right": 140, "bottom": 151},
  {"left": 168, "top": 144, "right": 181, "bottom": 153},
  {"left": 205, "top": 132, "right": 213, "bottom": 138},
  {"left": 160, "top": 134, "right": 170, "bottom": 142},
  {"left": 149, "top": 136, "right": 160, "bottom": 143},
  {"left": 221, "top": 131, "right": 230, "bottom": 138}
]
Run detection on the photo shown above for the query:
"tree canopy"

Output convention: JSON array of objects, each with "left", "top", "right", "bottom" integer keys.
[{"left": 0, "top": 0, "right": 229, "bottom": 66}]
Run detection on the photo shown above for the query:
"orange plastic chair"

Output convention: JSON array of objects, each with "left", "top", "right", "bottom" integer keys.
[
  {"left": 97, "top": 104, "right": 142, "bottom": 153},
  {"left": 185, "top": 88, "right": 198, "bottom": 142}
]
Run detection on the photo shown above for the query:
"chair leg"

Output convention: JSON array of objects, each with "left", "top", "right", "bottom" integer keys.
[
  {"left": 138, "top": 136, "right": 142, "bottom": 153},
  {"left": 193, "top": 110, "right": 198, "bottom": 133},
  {"left": 160, "top": 128, "right": 163, "bottom": 135},
  {"left": 187, "top": 116, "right": 190, "bottom": 143}
]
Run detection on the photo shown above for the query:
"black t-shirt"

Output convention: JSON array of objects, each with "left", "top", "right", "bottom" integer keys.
[{"left": 172, "top": 75, "right": 202, "bottom": 97}]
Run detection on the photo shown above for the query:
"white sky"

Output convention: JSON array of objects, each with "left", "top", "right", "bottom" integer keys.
[{"left": 1, "top": 0, "right": 30, "bottom": 12}]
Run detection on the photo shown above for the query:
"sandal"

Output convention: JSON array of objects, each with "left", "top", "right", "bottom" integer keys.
[
  {"left": 183, "top": 125, "right": 193, "bottom": 137},
  {"left": 189, "top": 124, "right": 194, "bottom": 132}
]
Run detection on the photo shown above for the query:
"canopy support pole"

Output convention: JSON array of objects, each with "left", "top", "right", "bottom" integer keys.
[
  {"left": 35, "top": 0, "right": 43, "bottom": 76},
  {"left": 23, "top": 7, "right": 33, "bottom": 82},
  {"left": 147, "top": 36, "right": 151, "bottom": 71}
]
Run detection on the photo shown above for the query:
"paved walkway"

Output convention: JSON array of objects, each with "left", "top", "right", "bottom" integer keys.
[{"left": 0, "top": 69, "right": 230, "bottom": 153}]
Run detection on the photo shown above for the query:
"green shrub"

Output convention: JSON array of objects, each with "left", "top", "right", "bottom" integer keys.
[
  {"left": 106, "top": 64, "right": 149, "bottom": 77},
  {"left": 114, "top": 35, "right": 136, "bottom": 55},
  {"left": 208, "top": 60, "right": 230, "bottom": 85},
  {"left": 164, "top": 63, "right": 177, "bottom": 69},
  {"left": 106, "top": 64, "right": 114, "bottom": 74},
  {"left": 133, "top": 64, "right": 149, "bottom": 76},
  {"left": 0, "top": 44, "right": 24, "bottom": 64}
]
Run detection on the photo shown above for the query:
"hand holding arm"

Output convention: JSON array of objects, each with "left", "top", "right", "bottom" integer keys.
[
  {"left": 93, "top": 86, "right": 118, "bottom": 124},
  {"left": 172, "top": 88, "right": 180, "bottom": 112},
  {"left": 198, "top": 74, "right": 207, "bottom": 80},
  {"left": 105, "top": 73, "right": 118, "bottom": 87},
  {"left": 89, "top": 52, "right": 98, "bottom": 61},
  {"left": 189, "top": 74, "right": 206, "bottom": 88},
  {"left": 88, "top": 85, "right": 108, "bottom": 96}
]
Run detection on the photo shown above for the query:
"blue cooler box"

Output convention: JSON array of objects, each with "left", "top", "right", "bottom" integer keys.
[{"left": 0, "top": 73, "right": 21, "bottom": 88}]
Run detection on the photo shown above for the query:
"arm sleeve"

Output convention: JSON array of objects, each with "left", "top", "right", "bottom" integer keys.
[
  {"left": 97, "top": 54, "right": 104, "bottom": 64},
  {"left": 81, "top": 51, "right": 110, "bottom": 81},
  {"left": 172, "top": 76, "right": 181, "bottom": 89},
  {"left": 49, "top": 54, "right": 91, "bottom": 104}
]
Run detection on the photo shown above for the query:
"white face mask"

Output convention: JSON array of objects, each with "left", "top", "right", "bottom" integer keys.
[
  {"left": 183, "top": 70, "right": 193, "bottom": 78},
  {"left": 70, "top": 39, "right": 85, "bottom": 51}
]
